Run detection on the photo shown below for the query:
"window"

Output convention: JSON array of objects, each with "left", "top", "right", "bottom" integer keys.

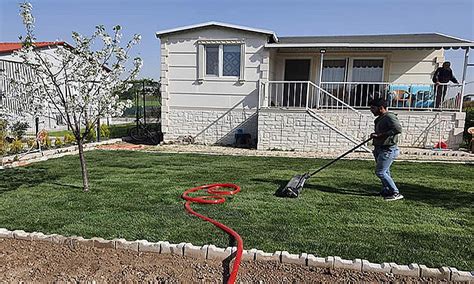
[
  {"left": 204, "top": 44, "right": 241, "bottom": 77},
  {"left": 223, "top": 45, "right": 241, "bottom": 76},
  {"left": 205, "top": 45, "right": 219, "bottom": 76},
  {"left": 322, "top": 59, "right": 347, "bottom": 82},
  {"left": 351, "top": 59, "right": 384, "bottom": 82}
]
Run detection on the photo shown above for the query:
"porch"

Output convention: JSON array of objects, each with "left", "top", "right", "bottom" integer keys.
[{"left": 263, "top": 34, "right": 473, "bottom": 112}]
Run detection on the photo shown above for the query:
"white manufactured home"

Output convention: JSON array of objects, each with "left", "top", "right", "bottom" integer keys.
[
  {"left": 0, "top": 42, "right": 71, "bottom": 130},
  {"left": 157, "top": 22, "right": 473, "bottom": 151}
]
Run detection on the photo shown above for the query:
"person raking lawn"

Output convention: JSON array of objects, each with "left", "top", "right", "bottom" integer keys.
[{"left": 278, "top": 97, "right": 403, "bottom": 201}]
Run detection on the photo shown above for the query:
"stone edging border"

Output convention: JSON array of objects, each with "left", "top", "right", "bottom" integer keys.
[
  {"left": 0, "top": 139, "right": 122, "bottom": 169},
  {"left": 1, "top": 228, "right": 472, "bottom": 281}
]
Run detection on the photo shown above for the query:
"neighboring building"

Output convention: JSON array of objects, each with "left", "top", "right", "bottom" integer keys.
[
  {"left": 0, "top": 42, "right": 73, "bottom": 130},
  {"left": 156, "top": 22, "right": 474, "bottom": 150},
  {"left": 464, "top": 94, "right": 474, "bottom": 102}
]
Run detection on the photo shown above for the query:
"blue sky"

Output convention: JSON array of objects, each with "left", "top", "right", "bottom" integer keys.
[{"left": 1, "top": 0, "right": 473, "bottom": 87}]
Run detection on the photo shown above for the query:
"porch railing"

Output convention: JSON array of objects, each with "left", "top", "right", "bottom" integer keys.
[
  {"left": 262, "top": 81, "right": 371, "bottom": 142},
  {"left": 261, "top": 81, "right": 463, "bottom": 111},
  {"left": 320, "top": 82, "right": 463, "bottom": 111}
]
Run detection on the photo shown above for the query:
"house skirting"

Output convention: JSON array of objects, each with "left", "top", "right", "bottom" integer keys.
[
  {"left": 165, "top": 108, "right": 258, "bottom": 146},
  {"left": 257, "top": 109, "right": 465, "bottom": 151}
]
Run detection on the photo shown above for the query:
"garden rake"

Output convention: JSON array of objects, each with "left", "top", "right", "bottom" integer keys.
[{"left": 276, "top": 137, "right": 373, "bottom": 198}]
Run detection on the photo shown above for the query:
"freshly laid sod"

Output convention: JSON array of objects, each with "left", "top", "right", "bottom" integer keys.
[{"left": 0, "top": 151, "right": 472, "bottom": 270}]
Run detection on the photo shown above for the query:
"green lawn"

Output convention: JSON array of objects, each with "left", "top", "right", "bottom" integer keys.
[{"left": 0, "top": 151, "right": 472, "bottom": 270}]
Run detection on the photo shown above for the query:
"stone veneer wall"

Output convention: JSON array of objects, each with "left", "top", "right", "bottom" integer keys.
[
  {"left": 166, "top": 108, "right": 258, "bottom": 146},
  {"left": 257, "top": 109, "right": 465, "bottom": 151}
]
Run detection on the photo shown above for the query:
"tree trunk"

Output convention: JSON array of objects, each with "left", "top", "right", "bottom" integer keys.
[{"left": 77, "top": 139, "right": 90, "bottom": 192}]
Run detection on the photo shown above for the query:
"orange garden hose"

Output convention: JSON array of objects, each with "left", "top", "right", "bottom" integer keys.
[{"left": 182, "top": 183, "right": 243, "bottom": 284}]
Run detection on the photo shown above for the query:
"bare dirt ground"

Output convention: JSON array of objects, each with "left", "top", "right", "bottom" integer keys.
[{"left": 1, "top": 238, "right": 430, "bottom": 283}]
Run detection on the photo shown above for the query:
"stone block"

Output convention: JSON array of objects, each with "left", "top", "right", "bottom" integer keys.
[
  {"left": 455, "top": 112, "right": 466, "bottom": 120},
  {"left": 361, "top": 260, "right": 391, "bottom": 273},
  {"left": 92, "top": 237, "right": 115, "bottom": 249},
  {"left": 307, "top": 255, "right": 334, "bottom": 269},
  {"left": 158, "top": 241, "right": 171, "bottom": 254},
  {"left": 419, "top": 265, "right": 450, "bottom": 279},
  {"left": 207, "top": 245, "right": 230, "bottom": 261},
  {"left": 169, "top": 242, "right": 186, "bottom": 256},
  {"left": 450, "top": 267, "right": 474, "bottom": 282},
  {"left": 65, "top": 236, "right": 88, "bottom": 247},
  {"left": 0, "top": 228, "right": 13, "bottom": 238},
  {"left": 281, "top": 251, "right": 307, "bottom": 265},
  {"left": 30, "top": 232, "right": 48, "bottom": 241},
  {"left": 46, "top": 234, "right": 67, "bottom": 244},
  {"left": 390, "top": 263, "right": 420, "bottom": 277},
  {"left": 13, "top": 230, "right": 31, "bottom": 240},
  {"left": 241, "top": 248, "right": 258, "bottom": 261},
  {"left": 71, "top": 236, "right": 94, "bottom": 247},
  {"left": 114, "top": 238, "right": 139, "bottom": 252},
  {"left": 137, "top": 240, "right": 160, "bottom": 253},
  {"left": 254, "top": 250, "right": 281, "bottom": 262},
  {"left": 184, "top": 243, "right": 206, "bottom": 259},
  {"left": 333, "top": 257, "right": 362, "bottom": 271}
]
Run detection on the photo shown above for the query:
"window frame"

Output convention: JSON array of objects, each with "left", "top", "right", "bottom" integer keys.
[
  {"left": 198, "top": 40, "right": 245, "bottom": 82},
  {"left": 348, "top": 57, "right": 385, "bottom": 83},
  {"left": 322, "top": 56, "right": 386, "bottom": 83},
  {"left": 204, "top": 44, "right": 242, "bottom": 78}
]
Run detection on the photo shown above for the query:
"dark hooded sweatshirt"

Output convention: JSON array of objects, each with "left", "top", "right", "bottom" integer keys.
[{"left": 373, "top": 112, "right": 402, "bottom": 147}]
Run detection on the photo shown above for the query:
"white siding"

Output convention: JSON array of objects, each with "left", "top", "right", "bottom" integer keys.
[
  {"left": 160, "top": 26, "right": 269, "bottom": 143},
  {"left": 270, "top": 49, "right": 444, "bottom": 85},
  {"left": 388, "top": 49, "right": 444, "bottom": 84}
]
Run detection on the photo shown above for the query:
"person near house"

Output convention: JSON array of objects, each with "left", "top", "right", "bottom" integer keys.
[
  {"left": 369, "top": 98, "right": 403, "bottom": 201},
  {"left": 432, "top": 61, "right": 459, "bottom": 108}
]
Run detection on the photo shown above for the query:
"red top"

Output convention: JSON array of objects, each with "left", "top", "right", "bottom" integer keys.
[{"left": 0, "top": 42, "right": 66, "bottom": 54}]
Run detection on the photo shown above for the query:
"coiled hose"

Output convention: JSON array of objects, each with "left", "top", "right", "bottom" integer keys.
[{"left": 182, "top": 183, "right": 243, "bottom": 284}]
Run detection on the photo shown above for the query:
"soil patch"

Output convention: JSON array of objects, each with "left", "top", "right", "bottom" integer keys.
[{"left": 1, "top": 238, "right": 429, "bottom": 282}]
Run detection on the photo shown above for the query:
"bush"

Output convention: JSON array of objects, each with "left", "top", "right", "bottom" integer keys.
[
  {"left": 42, "top": 133, "right": 52, "bottom": 149},
  {"left": 9, "top": 139, "right": 24, "bottom": 154},
  {"left": 0, "top": 140, "right": 8, "bottom": 155},
  {"left": 10, "top": 121, "right": 29, "bottom": 139},
  {"left": 27, "top": 138, "right": 36, "bottom": 148},
  {"left": 64, "top": 133, "right": 75, "bottom": 145},
  {"left": 54, "top": 137, "right": 63, "bottom": 147},
  {"left": 463, "top": 102, "right": 474, "bottom": 143},
  {"left": 100, "top": 124, "right": 111, "bottom": 139},
  {"left": 85, "top": 126, "right": 97, "bottom": 143},
  {"left": 0, "top": 119, "right": 8, "bottom": 155}
]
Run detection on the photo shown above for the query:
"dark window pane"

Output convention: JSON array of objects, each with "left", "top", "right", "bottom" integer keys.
[
  {"left": 206, "top": 45, "right": 219, "bottom": 76},
  {"left": 223, "top": 45, "right": 240, "bottom": 76}
]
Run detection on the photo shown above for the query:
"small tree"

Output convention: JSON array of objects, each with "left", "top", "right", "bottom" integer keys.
[{"left": 8, "top": 2, "right": 142, "bottom": 191}]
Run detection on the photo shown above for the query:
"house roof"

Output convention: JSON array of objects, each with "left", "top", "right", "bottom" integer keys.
[
  {"left": 155, "top": 21, "right": 278, "bottom": 42},
  {"left": 0, "top": 41, "right": 112, "bottom": 72},
  {"left": 0, "top": 42, "right": 70, "bottom": 54},
  {"left": 267, "top": 33, "right": 474, "bottom": 49},
  {"left": 156, "top": 22, "right": 473, "bottom": 49}
]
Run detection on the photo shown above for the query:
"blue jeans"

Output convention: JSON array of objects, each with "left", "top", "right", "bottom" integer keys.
[{"left": 373, "top": 145, "right": 400, "bottom": 194}]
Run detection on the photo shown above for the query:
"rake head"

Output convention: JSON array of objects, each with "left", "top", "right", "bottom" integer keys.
[{"left": 275, "top": 173, "right": 310, "bottom": 198}]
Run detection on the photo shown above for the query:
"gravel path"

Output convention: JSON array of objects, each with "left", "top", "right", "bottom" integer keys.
[{"left": 103, "top": 143, "right": 474, "bottom": 163}]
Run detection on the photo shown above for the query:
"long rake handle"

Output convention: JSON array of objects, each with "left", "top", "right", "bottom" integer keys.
[{"left": 309, "top": 137, "right": 373, "bottom": 177}]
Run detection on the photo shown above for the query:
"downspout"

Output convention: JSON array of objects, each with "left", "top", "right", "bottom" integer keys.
[
  {"left": 460, "top": 47, "right": 470, "bottom": 112},
  {"left": 317, "top": 49, "right": 325, "bottom": 109}
]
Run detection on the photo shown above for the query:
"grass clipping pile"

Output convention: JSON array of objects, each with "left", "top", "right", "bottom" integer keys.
[{"left": 0, "top": 238, "right": 428, "bottom": 282}]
